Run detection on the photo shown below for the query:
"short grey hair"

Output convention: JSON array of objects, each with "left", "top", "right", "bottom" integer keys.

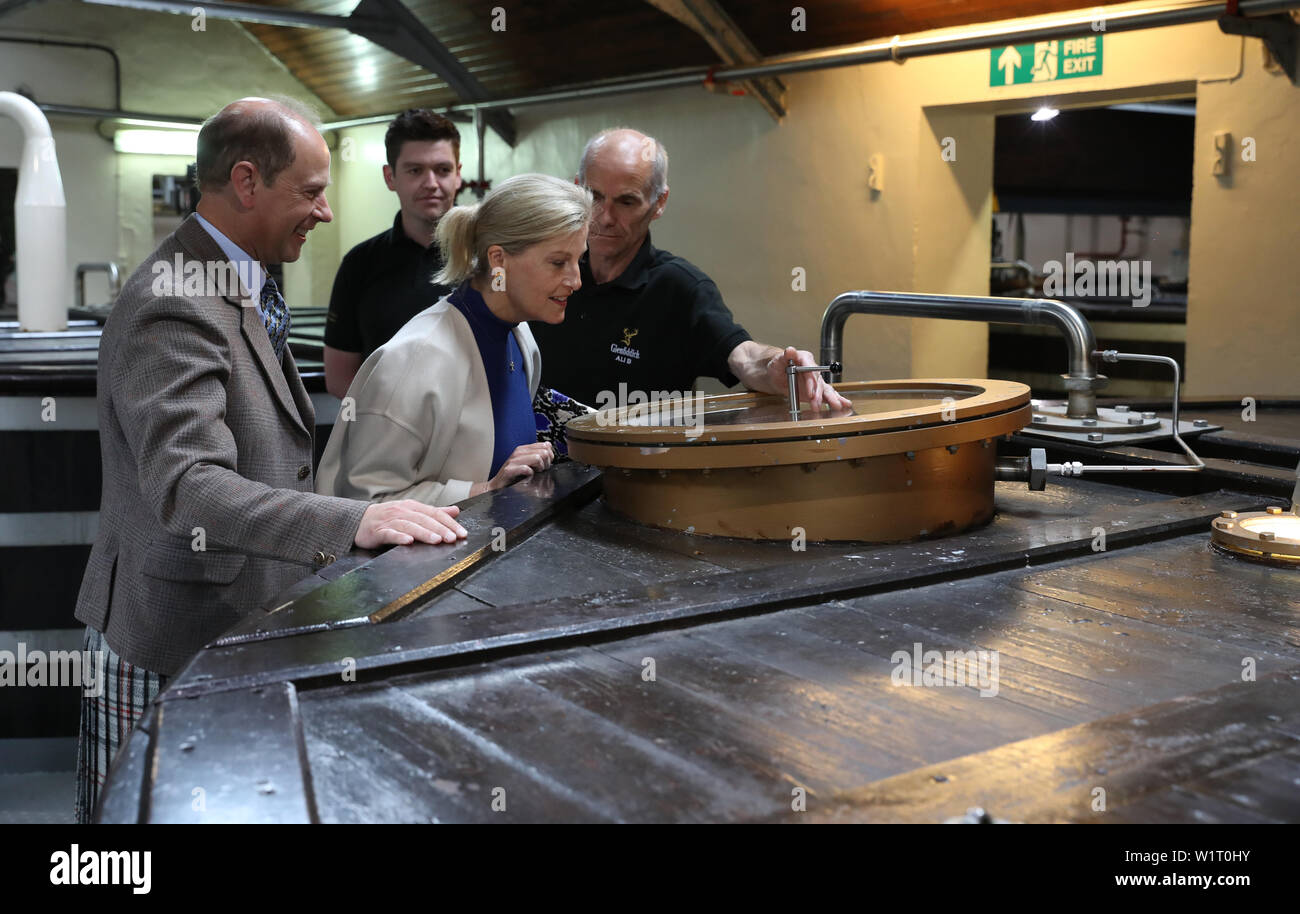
[{"left": 577, "top": 128, "right": 669, "bottom": 201}]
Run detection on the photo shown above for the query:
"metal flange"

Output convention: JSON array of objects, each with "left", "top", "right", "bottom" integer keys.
[{"left": 1210, "top": 507, "right": 1300, "bottom": 564}]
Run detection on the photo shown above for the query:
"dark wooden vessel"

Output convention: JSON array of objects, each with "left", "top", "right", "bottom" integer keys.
[{"left": 91, "top": 403, "right": 1300, "bottom": 823}]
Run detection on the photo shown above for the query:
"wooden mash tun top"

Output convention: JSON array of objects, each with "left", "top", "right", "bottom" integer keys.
[{"left": 566, "top": 379, "right": 1032, "bottom": 543}]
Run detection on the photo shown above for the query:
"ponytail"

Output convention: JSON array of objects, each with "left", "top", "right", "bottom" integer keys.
[{"left": 433, "top": 204, "right": 480, "bottom": 286}]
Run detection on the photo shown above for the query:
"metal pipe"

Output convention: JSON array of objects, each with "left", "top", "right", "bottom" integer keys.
[
  {"left": 321, "top": 110, "right": 472, "bottom": 131},
  {"left": 991, "top": 259, "right": 1034, "bottom": 276},
  {"left": 37, "top": 103, "right": 202, "bottom": 127},
  {"left": 0, "top": 38, "right": 122, "bottom": 111},
  {"left": 75, "top": 262, "right": 121, "bottom": 311},
  {"left": 474, "top": 107, "right": 487, "bottom": 200},
  {"left": 1052, "top": 350, "right": 1204, "bottom": 474},
  {"left": 819, "top": 290, "right": 1100, "bottom": 416},
  {"left": 991, "top": 260, "right": 1035, "bottom": 289}
]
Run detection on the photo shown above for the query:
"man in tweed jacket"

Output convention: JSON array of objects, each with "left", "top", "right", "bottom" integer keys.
[{"left": 74, "top": 98, "right": 466, "bottom": 819}]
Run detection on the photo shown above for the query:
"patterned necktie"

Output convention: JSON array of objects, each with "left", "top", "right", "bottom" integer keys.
[{"left": 260, "top": 273, "right": 291, "bottom": 359}]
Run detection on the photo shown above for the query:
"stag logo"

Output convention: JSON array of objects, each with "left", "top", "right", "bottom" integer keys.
[{"left": 611, "top": 328, "right": 642, "bottom": 365}]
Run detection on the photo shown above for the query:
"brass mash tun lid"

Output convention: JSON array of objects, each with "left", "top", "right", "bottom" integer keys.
[{"left": 566, "top": 379, "right": 1032, "bottom": 542}]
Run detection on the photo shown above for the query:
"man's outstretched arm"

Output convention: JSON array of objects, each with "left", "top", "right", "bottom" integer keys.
[{"left": 727, "top": 341, "right": 852, "bottom": 412}]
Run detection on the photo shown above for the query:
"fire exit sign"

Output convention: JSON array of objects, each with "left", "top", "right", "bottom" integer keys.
[{"left": 990, "top": 36, "right": 1103, "bottom": 86}]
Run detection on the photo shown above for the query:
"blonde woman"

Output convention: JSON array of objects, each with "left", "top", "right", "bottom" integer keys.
[{"left": 317, "top": 173, "right": 592, "bottom": 506}]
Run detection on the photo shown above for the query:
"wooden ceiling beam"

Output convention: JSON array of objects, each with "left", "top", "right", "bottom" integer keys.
[
  {"left": 347, "top": 0, "right": 516, "bottom": 146},
  {"left": 644, "top": 0, "right": 787, "bottom": 121}
]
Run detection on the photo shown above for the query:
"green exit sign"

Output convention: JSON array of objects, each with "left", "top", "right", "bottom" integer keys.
[{"left": 990, "top": 36, "right": 1103, "bottom": 86}]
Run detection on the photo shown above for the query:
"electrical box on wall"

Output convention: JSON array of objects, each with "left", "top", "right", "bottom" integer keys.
[
  {"left": 868, "top": 154, "right": 885, "bottom": 192},
  {"left": 1213, "top": 131, "right": 1232, "bottom": 177}
]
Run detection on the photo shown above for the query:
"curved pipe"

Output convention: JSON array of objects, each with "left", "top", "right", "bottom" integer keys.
[
  {"left": 819, "top": 290, "right": 1100, "bottom": 417},
  {"left": 0, "top": 91, "right": 68, "bottom": 331},
  {"left": 0, "top": 38, "right": 122, "bottom": 111},
  {"left": 76, "top": 262, "right": 121, "bottom": 311}
]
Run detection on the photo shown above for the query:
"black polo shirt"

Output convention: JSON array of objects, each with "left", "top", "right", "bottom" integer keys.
[
  {"left": 325, "top": 211, "right": 450, "bottom": 358},
  {"left": 530, "top": 234, "right": 751, "bottom": 407}
]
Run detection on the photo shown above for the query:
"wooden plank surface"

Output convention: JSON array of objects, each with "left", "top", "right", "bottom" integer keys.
[
  {"left": 768, "top": 669, "right": 1300, "bottom": 824},
  {"left": 295, "top": 526, "right": 1299, "bottom": 822}
]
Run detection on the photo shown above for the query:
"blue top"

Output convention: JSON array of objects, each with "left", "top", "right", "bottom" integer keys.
[{"left": 448, "top": 283, "right": 535, "bottom": 477}]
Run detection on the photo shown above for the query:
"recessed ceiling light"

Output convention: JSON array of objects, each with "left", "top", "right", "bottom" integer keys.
[{"left": 1031, "top": 107, "right": 1059, "bottom": 122}]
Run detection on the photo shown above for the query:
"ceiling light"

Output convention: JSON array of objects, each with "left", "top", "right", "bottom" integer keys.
[
  {"left": 113, "top": 129, "right": 198, "bottom": 156},
  {"left": 1031, "top": 107, "right": 1059, "bottom": 122},
  {"left": 112, "top": 117, "right": 201, "bottom": 131}
]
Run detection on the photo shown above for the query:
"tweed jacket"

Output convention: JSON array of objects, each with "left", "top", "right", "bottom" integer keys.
[
  {"left": 316, "top": 295, "right": 541, "bottom": 507},
  {"left": 74, "top": 215, "right": 369, "bottom": 676}
]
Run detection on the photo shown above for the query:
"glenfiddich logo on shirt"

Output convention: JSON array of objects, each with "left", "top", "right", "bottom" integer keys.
[{"left": 611, "top": 327, "right": 641, "bottom": 364}]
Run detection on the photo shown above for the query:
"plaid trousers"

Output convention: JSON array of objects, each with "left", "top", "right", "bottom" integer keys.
[{"left": 75, "top": 626, "right": 168, "bottom": 824}]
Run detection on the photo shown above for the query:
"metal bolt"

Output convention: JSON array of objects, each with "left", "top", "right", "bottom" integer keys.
[
  {"left": 1259, "top": 531, "right": 1276, "bottom": 541},
  {"left": 1267, "top": 506, "right": 1284, "bottom": 515},
  {"left": 905, "top": 451, "right": 916, "bottom": 460},
  {"left": 1128, "top": 415, "right": 1143, "bottom": 425},
  {"left": 1141, "top": 411, "right": 1157, "bottom": 420},
  {"left": 1220, "top": 510, "right": 1238, "bottom": 519},
  {"left": 1192, "top": 418, "right": 1209, "bottom": 427},
  {"left": 947, "top": 444, "right": 959, "bottom": 454},
  {"left": 1087, "top": 432, "right": 1104, "bottom": 442},
  {"left": 1082, "top": 418, "right": 1098, "bottom": 427},
  {"left": 1115, "top": 405, "right": 1131, "bottom": 413}
]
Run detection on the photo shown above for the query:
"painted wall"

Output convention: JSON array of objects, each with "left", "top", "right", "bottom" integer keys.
[{"left": 334, "top": 6, "right": 1297, "bottom": 395}]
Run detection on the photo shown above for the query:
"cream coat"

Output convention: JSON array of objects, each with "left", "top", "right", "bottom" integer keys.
[{"left": 316, "top": 295, "right": 541, "bottom": 506}]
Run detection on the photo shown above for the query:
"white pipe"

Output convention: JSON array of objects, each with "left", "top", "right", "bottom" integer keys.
[{"left": 0, "top": 92, "right": 68, "bottom": 331}]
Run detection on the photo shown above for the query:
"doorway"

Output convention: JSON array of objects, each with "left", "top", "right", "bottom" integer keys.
[{"left": 989, "top": 100, "right": 1195, "bottom": 399}]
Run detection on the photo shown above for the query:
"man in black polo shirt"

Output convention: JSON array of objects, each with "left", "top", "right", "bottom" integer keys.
[
  {"left": 324, "top": 109, "right": 462, "bottom": 397},
  {"left": 530, "top": 128, "right": 848, "bottom": 412}
]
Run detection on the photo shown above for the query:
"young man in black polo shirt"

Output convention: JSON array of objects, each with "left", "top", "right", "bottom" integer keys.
[
  {"left": 323, "top": 109, "right": 463, "bottom": 397},
  {"left": 530, "top": 128, "right": 849, "bottom": 412}
]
